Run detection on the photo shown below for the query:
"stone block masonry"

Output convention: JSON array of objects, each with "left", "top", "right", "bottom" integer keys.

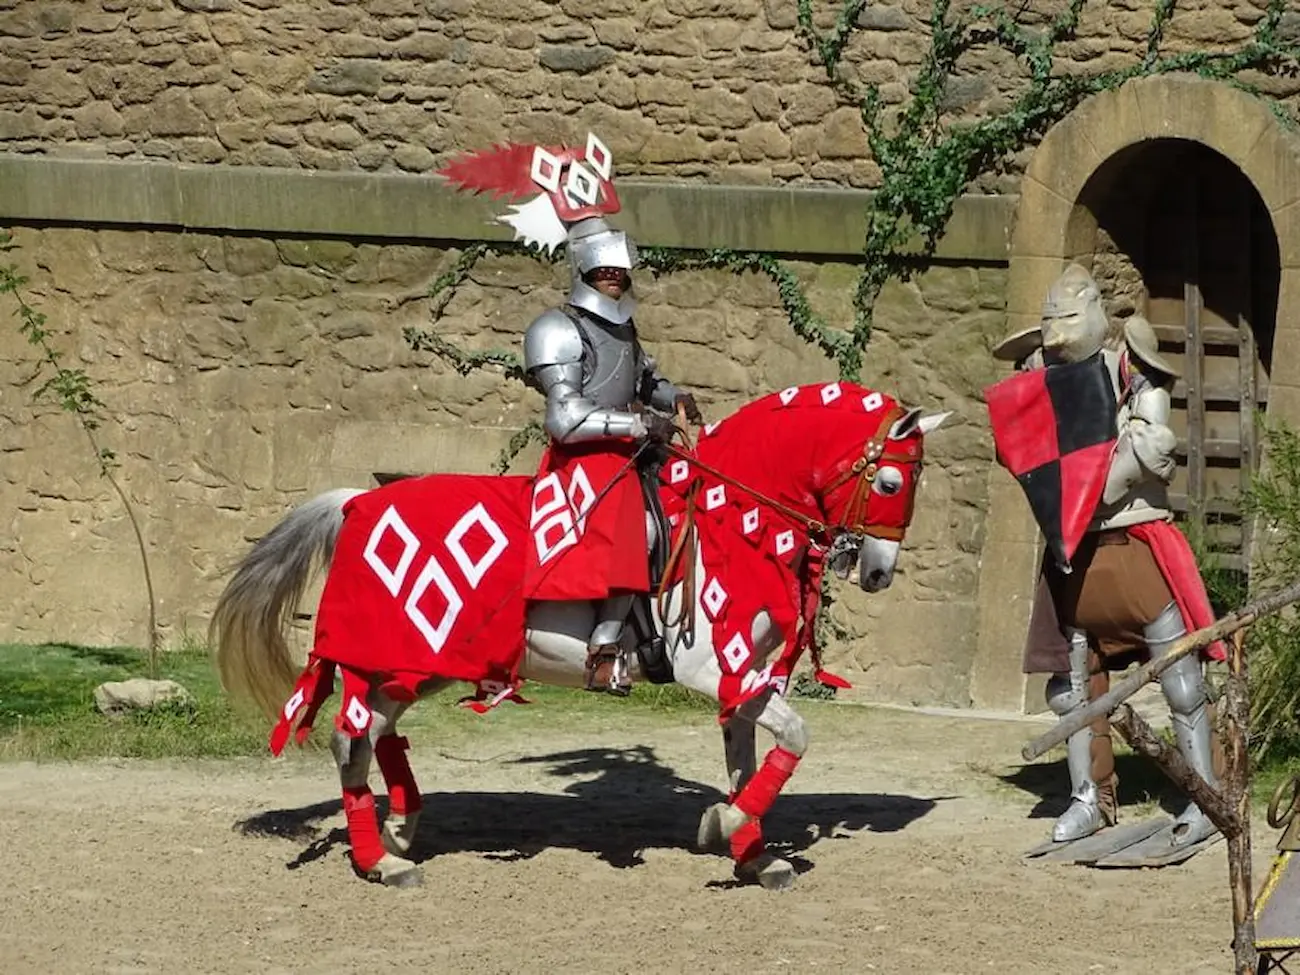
[{"left": 2, "top": 1, "right": 1295, "bottom": 189}]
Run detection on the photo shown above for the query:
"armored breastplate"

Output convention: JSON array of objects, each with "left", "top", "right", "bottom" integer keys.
[{"left": 571, "top": 308, "right": 643, "bottom": 409}]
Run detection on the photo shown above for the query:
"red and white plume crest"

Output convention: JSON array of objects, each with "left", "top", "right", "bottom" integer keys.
[{"left": 436, "top": 132, "right": 622, "bottom": 255}]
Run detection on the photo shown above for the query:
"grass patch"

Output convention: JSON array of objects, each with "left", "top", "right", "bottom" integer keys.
[
  {"left": 0, "top": 642, "right": 266, "bottom": 761},
  {"left": 0, "top": 642, "right": 721, "bottom": 762}
]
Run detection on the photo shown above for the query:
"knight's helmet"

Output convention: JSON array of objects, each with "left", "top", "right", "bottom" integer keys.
[
  {"left": 1039, "top": 263, "right": 1108, "bottom": 364},
  {"left": 436, "top": 133, "right": 638, "bottom": 324}
]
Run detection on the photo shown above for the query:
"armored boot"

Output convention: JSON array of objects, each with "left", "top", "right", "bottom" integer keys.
[
  {"left": 1047, "top": 628, "right": 1118, "bottom": 842},
  {"left": 586, "top": 593, "right": 634, "bottom": 696},
  {"left": 1148, "top": 600, "right": 1220, "bottom": 847}
]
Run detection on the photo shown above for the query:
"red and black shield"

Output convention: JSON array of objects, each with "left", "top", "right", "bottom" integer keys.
[{"left": 984, "top": 353, "right": 1118, "bottom": 568}]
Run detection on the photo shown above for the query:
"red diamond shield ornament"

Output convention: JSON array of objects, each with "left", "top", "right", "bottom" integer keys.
[{"left": 984, "top": 352, "right": 1119, "bottom": 569}]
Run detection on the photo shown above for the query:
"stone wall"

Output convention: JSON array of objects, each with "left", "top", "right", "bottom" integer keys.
[
  {"left": 0, "top": 222, "right": 1006, "bottom": 705},
  {"left": 3, "top": 1, "right": 1296, "bottom": 189}
]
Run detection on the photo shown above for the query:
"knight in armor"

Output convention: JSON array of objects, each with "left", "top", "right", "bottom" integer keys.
[
  {"left": 522, "top": 213, "right": 702, "bottom": 695},
  {"left": 993, "top": 264, "right": 1224, "bottom": 850},
  {"left": 436, "top": 133, "right": 703, "bottom": 696}
]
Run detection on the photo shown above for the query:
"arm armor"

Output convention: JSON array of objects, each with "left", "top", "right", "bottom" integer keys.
[
  {"left": 640, "top": 353, "right": 683, "bottom": 413},
  {"left": 522, "top": 310, "right": 646, "bottom": 444},
  {"left": 532, "top": 362, "right": 647, "bottom": 443},
  {"left": 1102, "top": 386, "right": 1177, "bottom": 504}
]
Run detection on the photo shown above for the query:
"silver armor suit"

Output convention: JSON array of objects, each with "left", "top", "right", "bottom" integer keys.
[
  {"left": 1048, "top": 326, "right": 1220, "bottom": 849},
  {"left": 523, "top": 216, "right": 683, "bottom": 443},
  {"left": 522, "top": 242, "right": 687, "bottom": 691},
  {"left": 523, "top": 307, "right": 683, "bottom": 443}
]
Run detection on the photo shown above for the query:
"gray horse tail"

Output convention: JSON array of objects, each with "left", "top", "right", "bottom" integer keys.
[{"left": 210, "top": 487, "right": 365, "bottom": 722}]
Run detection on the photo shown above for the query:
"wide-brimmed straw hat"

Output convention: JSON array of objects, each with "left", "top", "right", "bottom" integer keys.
[
  {"left": 991, "top": 322, "right": 1041, "bottom": 363},
  {"left": 1123, "top": 314, "right": 1179, "bottom": 378}
]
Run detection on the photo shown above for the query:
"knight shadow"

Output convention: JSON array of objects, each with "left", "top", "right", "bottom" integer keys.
[
  {"left": 999, "top": 753, "right": 1194, "bottom": 822},
  {"left": 235, "top": 744, "right": 945, "bottom": 877}
]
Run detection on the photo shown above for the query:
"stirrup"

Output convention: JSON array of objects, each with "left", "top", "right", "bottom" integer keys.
[{"left": 584, "top": 643, "right": 631, "bottom": 697}]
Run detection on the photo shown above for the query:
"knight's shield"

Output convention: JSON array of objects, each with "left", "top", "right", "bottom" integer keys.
[{"left": 984, "top": 353, "right": 1118, "bottom": 568}]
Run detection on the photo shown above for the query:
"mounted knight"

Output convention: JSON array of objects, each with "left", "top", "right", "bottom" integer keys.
[
  {"left": 437, "top": 133, "right": 703, "bottom": 697},
  {"left": 987, "top": 263, "right": 1226, "bottom": 863}
]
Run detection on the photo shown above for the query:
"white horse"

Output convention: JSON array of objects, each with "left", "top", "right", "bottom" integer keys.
[{"left": 211, "top": 381, "right": 948, "bottom": 891}]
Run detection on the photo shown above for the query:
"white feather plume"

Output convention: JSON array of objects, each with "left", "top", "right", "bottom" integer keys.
[{"left": 497, "top": 193, "right": 569, "bottom": 255}]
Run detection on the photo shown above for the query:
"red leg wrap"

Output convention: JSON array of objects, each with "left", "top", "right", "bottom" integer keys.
[
  {"left": 373, "top": 734, "right": 421, "bottom": 816},
  {"left": 733, "top": 747, "right": 801, "bottom": 821},
  {"left": 730, "top": 820, "right": 765, "bottom": 865},
  {"left": 342, "top": 786, "right": 386, "bottom": 873}
]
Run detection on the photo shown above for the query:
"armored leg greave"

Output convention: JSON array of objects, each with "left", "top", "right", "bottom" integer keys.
[
  {"left": 1046, "top": 627, "right": 1116, "bottom": 842},
  {"left": 1147, "top": 600, "right": 1219, "bottom": 846},
  {"left": 586, "top": 593, "right": 634, "bottom": 695}
]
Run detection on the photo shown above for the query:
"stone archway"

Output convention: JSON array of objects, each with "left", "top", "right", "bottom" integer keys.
[{"left": 969, "top": 74, "right": 1300, "bottom": 713}]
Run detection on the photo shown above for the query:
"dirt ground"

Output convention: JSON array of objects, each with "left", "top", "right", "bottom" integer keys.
[{"left": 0, "top": 699, "right": 1278, "bottom": 974}]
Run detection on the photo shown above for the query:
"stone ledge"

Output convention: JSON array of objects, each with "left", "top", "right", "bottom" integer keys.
[{"left": 0, "top": 154, "right": 1013, "bottom": 261}]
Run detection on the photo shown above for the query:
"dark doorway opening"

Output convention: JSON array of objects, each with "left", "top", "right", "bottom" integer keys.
[{"left": 1078, "top": 138, "right": 1281, "bottom": 575}]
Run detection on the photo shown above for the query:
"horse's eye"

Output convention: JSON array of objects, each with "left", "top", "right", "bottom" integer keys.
[{"left": 872, "top": 467, "right": 903, "bottom": 497}]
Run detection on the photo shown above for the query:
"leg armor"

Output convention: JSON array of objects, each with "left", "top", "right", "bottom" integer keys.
[
  {"left": 1046, "top": 627, "right": 1111, "bottom": 842},
  {"left": 1148, "top": 600, "right": 1220, "bottom": 846},
  {"left": 586, "top": 592, "right": 634, "bottom": 696}
]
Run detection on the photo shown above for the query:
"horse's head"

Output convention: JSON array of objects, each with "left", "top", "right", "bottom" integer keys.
[{"left": 815, "top": 396, "right": 951, "bottom": 593}]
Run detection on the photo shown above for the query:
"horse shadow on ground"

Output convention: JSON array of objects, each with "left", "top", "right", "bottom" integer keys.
[
  {"left": 998, "top": 753, "right": 1194, "bottom": 822},
  {"left": 236, "top": 744, "right": 950, "bottom": 881}
]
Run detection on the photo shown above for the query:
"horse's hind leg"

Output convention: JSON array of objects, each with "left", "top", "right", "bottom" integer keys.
[
  {"left": 332, "top": 688, "right": 421, "bottom": 887},
  {"left": 374, "top": 678, "right": 451, "bottom": 857},
  {"left": 374, "top": 706, "right": 419, "bottom": 858}
]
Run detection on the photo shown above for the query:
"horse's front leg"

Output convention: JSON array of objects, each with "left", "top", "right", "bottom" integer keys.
[
  {"left": 698, "top": 690, "right": 805, "bottom": 891},
  {"left": 332, "top": 686, "right": 422, "bottom": 887}
]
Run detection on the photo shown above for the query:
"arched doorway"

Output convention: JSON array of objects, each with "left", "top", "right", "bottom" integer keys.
[{"left": 1079, "top": 138, "right": 1281, "bottom": 573}]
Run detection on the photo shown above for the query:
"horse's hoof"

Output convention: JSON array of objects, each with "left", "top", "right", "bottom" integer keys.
[
  {"left": 696, "top": 803, "right": 728, "bottom": 853},
  {"left": 382, "top": 811, "right": 420, "bottom": 857},
  {"left": 360, "top": 852, "right": 423, "bottom": 888},
  {"left": 736, "top": 853, "right": 796, "bottom": 892}
]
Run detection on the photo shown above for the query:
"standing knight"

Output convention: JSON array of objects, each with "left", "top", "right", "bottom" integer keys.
[
  {"left": 990, "top": 264, "right": 1225, "bottom": 852},
  {"left": 438, "top": 134, "right": 703, "bottom": 696}
]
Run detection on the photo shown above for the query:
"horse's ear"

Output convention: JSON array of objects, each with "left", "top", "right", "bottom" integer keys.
[
  {"left": 888, "top": 407, "right": 923, "bottom": 440},
  {"left": 917, "top": 410, "right": 952, "bottom": 436}
]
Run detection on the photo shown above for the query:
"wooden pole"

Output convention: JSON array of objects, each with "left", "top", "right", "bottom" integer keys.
[
  {"left": 1111, "top": 705, "right": 1238, "bottom": 834},
  {"left": 1108, "top": 632, "right": 1258, "bottom": 975},
  {"left": 1022, "top": 577, "right": 1300, "bottom": 762},
  {"left": 1223, "top": 630, "right": 1257, "bottom": 975}
]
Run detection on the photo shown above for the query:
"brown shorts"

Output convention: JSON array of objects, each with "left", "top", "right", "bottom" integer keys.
[{"left": 1021, "top": 530, "right": 1176, "bottom": 674}]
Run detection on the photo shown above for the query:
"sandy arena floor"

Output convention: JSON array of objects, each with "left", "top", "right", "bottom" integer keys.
[{"left": 0, "top": 700, "right": 1275, "bottom": 974}]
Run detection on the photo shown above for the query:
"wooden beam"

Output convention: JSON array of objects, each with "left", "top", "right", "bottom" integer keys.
[{"left": 1112, "top": 705, "right": 1237, "bottom": 832}]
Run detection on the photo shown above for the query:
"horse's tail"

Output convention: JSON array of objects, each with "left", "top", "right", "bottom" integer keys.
[{"left": 210, "top": 487, "right": 365, "bottom": 722}]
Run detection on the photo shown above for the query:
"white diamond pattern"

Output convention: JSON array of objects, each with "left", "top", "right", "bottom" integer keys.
[
  {"left": 443, "top": 502, "right": 509, "bottom": 590},
  {"left": 741, "top": 507, "right": 760, "bottom": 535},
  {"left": 702, "top": 577, "right": 728, "bottom": 620},
  {"left": 705, "top": 485, "right": 727, "bottom": 510},
  {"left": 820, "top": 382, "right": 842, "bottom": 404},
  {"left": 669, "top": 460, "right": 690, "bottom": 484},
  {"left": 779, "top": 386, "right": 799, "bottom": 405},
  {"left": 721, "top": 633, "right": 751, "bottom": 674},
  {"left": 362, "top": 505, "right": 421, "bottom": 597},
  {"left": 774, "top": 530, "right": 795, "bottom": 556}
]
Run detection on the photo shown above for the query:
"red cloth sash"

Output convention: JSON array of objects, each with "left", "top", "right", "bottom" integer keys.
[
  {"left": 522, "top": 439, "right": 649, "bottom": 602},
  {"left": 1125, "top": 519, "right": 1227, "bottom": 662}
]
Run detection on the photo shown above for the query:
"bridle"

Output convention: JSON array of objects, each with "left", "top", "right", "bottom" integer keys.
[{"left": 652, "top": 403, "right": 925, "bottom": 640}]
